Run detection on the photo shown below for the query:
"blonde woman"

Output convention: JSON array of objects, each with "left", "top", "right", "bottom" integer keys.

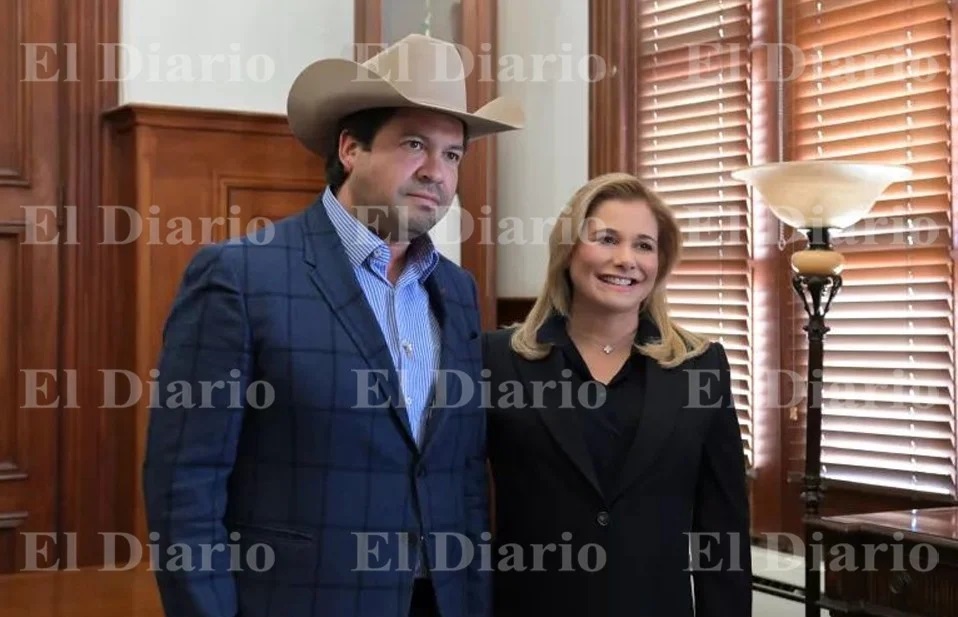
[{"left": 482, "top": 173, "right": 751, "bottom": 617}]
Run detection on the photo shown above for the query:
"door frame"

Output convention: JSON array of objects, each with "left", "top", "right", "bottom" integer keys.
[{"left": 55, "top": 0, "right": 128, "bottom": 569}]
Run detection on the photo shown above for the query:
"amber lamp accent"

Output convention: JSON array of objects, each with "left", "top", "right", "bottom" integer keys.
[{"left": 731, "top": 160, "right": 912, "bottom": 617}]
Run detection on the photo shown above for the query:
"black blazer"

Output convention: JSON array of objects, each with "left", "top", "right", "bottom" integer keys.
[{"left": 482, "top": 326, "right": 751, "bottom": 617}]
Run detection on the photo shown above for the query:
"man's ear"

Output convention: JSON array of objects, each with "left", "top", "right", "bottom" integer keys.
[{"left": 338, "top": 130, "right": 360, "bottom": 173}]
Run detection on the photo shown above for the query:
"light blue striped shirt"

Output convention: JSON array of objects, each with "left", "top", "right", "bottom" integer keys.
[{"left": 322, "top": 187, "right": 441, "bottom": 447}]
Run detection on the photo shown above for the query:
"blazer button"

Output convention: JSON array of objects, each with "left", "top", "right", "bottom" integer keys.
[{"left": 596, "top": 511, "right": 610, "bottom": 526}]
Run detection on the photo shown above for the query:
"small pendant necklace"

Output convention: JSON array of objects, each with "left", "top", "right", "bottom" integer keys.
[{"left": 568, "top": 325, "right": 637, "bottom": 355}]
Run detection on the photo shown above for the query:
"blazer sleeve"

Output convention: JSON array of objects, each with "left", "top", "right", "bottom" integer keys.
[
  {"left": 690, "top": 343, "right": 752, "bottom": 617},
  {"left": 141, "top": 243, "right": 251, "bottom": 617},
  {"left": 463, "top": 274, "right": 493, "bottom": 617}
]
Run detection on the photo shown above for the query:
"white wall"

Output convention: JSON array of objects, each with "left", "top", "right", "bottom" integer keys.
[
  {"left": 118, "top": 0, "right": 353, "bottom": 114},
  {"left": 117, "top": 0, "right": 462, "bottom": 264},
  {"left": 495, "top": 0, "right": 590, "bottom": 297}
]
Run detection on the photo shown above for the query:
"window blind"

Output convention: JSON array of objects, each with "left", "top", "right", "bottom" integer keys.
[
  {"left": 788, "top": 0, "right": 956, "bottom": 496},
  {"left": 636, "top": 0, "right": 754, "bottom": 466}
]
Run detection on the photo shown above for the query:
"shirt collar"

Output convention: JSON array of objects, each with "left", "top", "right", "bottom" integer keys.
[{"left": 322, "top": 186, "right": 440, "bottom": 280}]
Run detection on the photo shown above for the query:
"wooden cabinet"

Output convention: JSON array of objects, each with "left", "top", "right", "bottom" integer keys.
[
  {"left": 810, "top": 507, "right": 958, "bottom": 616},
  {"left": 100, "top": 104, "right": 327, "bottom": 543}
]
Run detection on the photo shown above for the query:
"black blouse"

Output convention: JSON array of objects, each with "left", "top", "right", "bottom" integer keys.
[{"left": 537, "top": 315, "right": 647, "bottom": 498}]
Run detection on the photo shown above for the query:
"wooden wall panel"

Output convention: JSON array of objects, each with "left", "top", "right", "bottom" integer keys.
[
  {"left": 496, "top": 298, "right": 534, "bottom": 329},
  {"left": 588, "top": 0, "right": 636, "bottom": 177},
  {"left": 57, "top": 0, "right": 124, "bottom": 570},
  {"left": 0, "top": 229, "right": 27, "bottom": 573},
  {"left": 457, "top": 0, "right": 499, "bottom": 328},
  {"left": 0, "top": 0, "right": 61, "bottom": 575},
  {"left": 0, "top": 0, "right": 27, "bottom": 183},
  {"left": 0, "top": 513, "right": 27, "bottom": 574},
  {"left": 102, "top": 104, "right": 327, "bottom": 543},
  {"left": 217, "top": 178, "right": 323, "bottom": 229},
  {"left": 0, "top": 231, "right": 19, "bottom": 474},
  {"left": 0, "top": 224, "right": 59, "bottom": 574}
]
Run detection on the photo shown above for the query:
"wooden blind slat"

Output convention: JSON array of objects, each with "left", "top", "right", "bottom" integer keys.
[
  {"left": 794, "top": 0, "right": 944, "bottom": 23},
  {"left": 798, "top": 8, "right": 948, "bottom": 50},
  {"left": 793, "top": 73, "right": 949, "bottom": 109}
]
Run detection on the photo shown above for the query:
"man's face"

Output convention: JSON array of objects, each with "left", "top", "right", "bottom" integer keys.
[{"left": 339, "top": 108, "right": 465, "bottom": 242}]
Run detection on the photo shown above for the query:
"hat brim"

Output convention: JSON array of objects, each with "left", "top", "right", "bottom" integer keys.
[{"left": 287, "top": 58, "right": 525, "bottom": 157}]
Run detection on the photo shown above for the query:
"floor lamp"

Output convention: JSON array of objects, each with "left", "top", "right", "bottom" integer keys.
[{"left": 731, "top": 160, "right": 912, "bottom": 617}]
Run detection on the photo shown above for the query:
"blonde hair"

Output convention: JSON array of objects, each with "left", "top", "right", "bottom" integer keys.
[{"left": 509, "top": 172, "right": 711, "bottom": 369}]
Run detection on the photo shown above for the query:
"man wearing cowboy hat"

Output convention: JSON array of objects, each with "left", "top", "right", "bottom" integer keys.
[{"left": 142, "top": 34, "right": 522, "bottom": 617}]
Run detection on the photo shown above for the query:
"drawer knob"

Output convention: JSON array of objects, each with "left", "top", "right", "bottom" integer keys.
[{"left": 889, "top": 572, "right": 912, "bottom": 595}]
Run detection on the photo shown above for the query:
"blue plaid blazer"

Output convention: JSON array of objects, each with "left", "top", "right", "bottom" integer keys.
[{"left": 142, "top": 195, "right": 490, "bottom": 617}]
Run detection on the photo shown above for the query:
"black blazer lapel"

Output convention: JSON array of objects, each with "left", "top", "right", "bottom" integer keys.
[
  {"left": 514, "top": 349, "right": 605, "bottom": 500},
  {"left": 610, "top": 355, "right": 683, "bottom": 504},
  {"left": 300, "top": 200, "right": 416, "bottom": 447}
]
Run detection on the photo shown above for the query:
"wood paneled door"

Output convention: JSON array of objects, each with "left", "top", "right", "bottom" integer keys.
[{"left": 0, "top": 0, "right": 61, "bottom": 573}]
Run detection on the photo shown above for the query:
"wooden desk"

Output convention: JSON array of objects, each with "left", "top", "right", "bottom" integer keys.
[{"left": 810, "top": 507, "right": 958, "bottom": 616}]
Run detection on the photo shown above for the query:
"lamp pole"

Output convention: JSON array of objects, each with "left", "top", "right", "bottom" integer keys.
[
  {"left": 729, "top": 159, "right": 913, "bottom": 617},
  {"left": 791, "top": 227, "right": 842, "bottom": 617}
]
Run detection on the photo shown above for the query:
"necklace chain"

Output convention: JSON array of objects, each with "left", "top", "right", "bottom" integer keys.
[{"left": 567, "top": 325, "right": 637, "bottom": 355}]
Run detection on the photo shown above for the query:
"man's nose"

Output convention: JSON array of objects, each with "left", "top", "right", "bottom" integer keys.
[{"left": 416, "top": 152, "right": 445, "bottom": 184}]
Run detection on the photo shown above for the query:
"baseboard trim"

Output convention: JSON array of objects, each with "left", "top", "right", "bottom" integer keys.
[{"left": 752, "top": 575, "right": 804, "bottom": 604}]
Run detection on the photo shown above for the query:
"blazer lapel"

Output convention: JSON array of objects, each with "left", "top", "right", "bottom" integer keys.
[
  {"left": 418, "top": 268, "right": 456, "bottom": 456},
  {"left": 514, "top": 349, "right": 604, "bottom": 500},
  {"left": 610, "top": 355, "right": 683, "bottom": 504},
  {"left": 300, "top": 200, "right": 416, "bottom": 447}
]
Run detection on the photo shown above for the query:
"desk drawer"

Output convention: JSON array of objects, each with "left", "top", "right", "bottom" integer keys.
[{"left": 819, "top": 530, "right": 958, "bottom": 617}]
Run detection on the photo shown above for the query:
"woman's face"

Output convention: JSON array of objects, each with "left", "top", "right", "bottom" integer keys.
[{"left": 567, "top": 198, "right": 660, "bottom": 316}]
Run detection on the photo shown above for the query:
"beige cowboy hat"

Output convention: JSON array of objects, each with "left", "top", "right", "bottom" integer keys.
[{"left": 287, "top": 33, "right": 525, "bottom": 156}]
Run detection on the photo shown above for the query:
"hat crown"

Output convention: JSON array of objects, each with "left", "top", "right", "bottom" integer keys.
[
  {"left": 285, "top": 33, "right": 522, "bottom": 156},
  {"left": 362, "top": 34, "right": 468, "bottom": 112}
]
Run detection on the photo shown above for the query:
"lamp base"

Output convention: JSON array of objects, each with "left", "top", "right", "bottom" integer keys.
[{"left": 791, "top": 249, "right": 844, "bottom": 277}]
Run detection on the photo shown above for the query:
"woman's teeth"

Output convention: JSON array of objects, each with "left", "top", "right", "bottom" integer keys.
[{"left": 598, "top": 275, "right": 634, "bottom": 287}]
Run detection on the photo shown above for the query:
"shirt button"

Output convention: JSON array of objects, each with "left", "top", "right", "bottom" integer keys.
[
  {"left": 405, "top": 396, "right": 413, "bottom": 405},
  {"left": 596, "top": 511, "right": 610, "bottom": 526}
]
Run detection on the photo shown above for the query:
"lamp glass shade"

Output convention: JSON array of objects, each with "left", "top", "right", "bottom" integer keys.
[{"left": 730, "top": 161, "right": 912, "bottom": 230}]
